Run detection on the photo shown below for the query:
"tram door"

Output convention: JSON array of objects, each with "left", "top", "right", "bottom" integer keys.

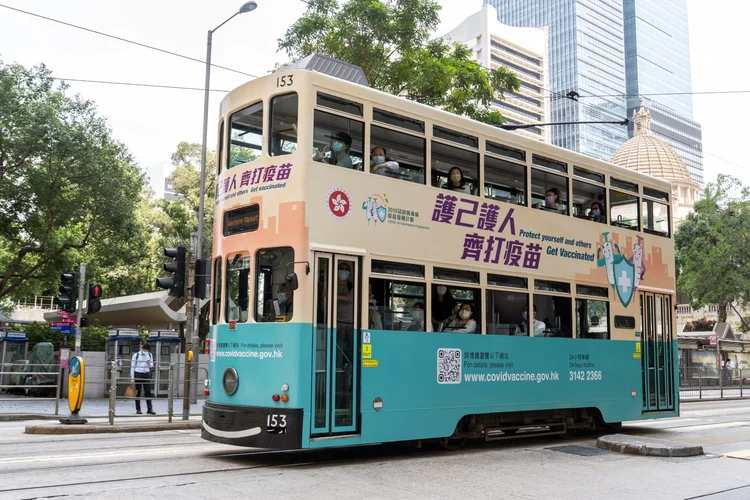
[
  {"left": 310, "top": 253, "right": 360, "bottom": 436},
  {"left": 640, "top": 292, "right": 675, "bottom": 412}
]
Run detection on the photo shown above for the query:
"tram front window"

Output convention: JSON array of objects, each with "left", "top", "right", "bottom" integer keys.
[
  {"left": 225, "top": 256, "right": 250, "bottom": 323},
  {"left": 256, "top": 247, "right": 295, "bottom": 322}
]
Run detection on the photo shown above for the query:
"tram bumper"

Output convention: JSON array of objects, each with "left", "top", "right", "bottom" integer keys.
[{"left": 201, "top": 401, "right": 303, "bottom": 450}]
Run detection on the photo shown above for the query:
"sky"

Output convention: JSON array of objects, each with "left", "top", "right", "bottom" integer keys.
[{"left": 0, "top": 0, "right": 747, "bottom": 195}]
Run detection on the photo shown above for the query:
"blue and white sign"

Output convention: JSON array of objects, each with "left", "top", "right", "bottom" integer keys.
[{"left": 0, "top": 331, "right": 27, "bottom": 341}]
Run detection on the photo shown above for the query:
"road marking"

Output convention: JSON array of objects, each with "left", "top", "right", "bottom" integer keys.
[
  {"left": 662, "top": 421, "right": 749, "bottom": 433},
  {"left": 0, "top": 446, "right": 210, "bottom": 465},
  {"left": 626, "top": 418, "right": 698, "bottom": 426},
  {"left": 725, "top": 449, "right": 750, "bottom": 460}
]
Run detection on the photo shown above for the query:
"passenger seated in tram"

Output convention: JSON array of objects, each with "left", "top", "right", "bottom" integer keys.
[
  {"left": 441, "top": 303, "right": 477, "bottom": 333},
  {"left": 313, "top": 131, "right": 353, "bottom": 168},
  {"left": 367, "top": 283, "right": 383, "bottom": 330},
  {"left": 431, "top": 285, "right": 457, "bottom": 331},
  {"left": 443, "top": 167, "right": 472, "bottom": 194},
  {"left": 407, "top": 302, "right": 425, "bottom": 331},
  {"left": 277, "top": 283, "right": 293, "bottom": 319},
  {"left": 517, "top": 304, "right": 546, "bottom": 336},
  {"left": 589, "top": 201, "right": 605, "bottom": 223},
  {"left": 542, "top": 187, "right": 564, "bottom": 213},
  {"left": 370, "top": 146, "right": 400, "bottom": 175}
]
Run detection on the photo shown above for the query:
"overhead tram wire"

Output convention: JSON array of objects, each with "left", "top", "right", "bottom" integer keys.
[
  {"left": 0, "top": 3, "right": 258, "bottom": 79},
  {"left": 51, "top": 77, "right": 231, "bottom": 93}
]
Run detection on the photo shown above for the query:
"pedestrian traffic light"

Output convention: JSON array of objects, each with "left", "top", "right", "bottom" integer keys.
[
  {"left": 55, "top": 272, "right": 78, "bottom": 312},
  {"left": 156, "top": 246, "right": 186, "bottom": 297},
  {"left": 194, "top": 258, "right": 210, "bottom": 299},
  {"left": 87, "top": 283, "right": 103, "bottom": 314}
]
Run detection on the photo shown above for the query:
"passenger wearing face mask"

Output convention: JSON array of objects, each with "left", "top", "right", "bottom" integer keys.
[
  {"left": 543, "top": 187, "right": 563, "bottom": 213},
  {"left": 443, "top": 167, "right": 472, "bottom": 194},
  {"left": 518, "top": 304, "right": 546, "bottom": 336},
  {"left": 431, "top": 285, "right": 457, "bottom": 331},
  {"left": 370, "top": 146, "right": 400, "bottom": 175},
  {"left": 313, "top": 132, "right": 353, "bottom": 169},
  {"left": 407, "top": 302, "right": 426, "bottom": 331},
  {"left": 442, "top": 303, "right": 477, "bottom": 333},
  {"left": 589, "top": 201, "right": 605, "bottom": 223},
  {"left": 277, "top": 283, "right": 293, "bottom": 319}
]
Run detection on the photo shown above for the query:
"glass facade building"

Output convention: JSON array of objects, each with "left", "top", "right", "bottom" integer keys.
[
  {"left": 485, "top": 0, "right": 629, "bottom": 161},
  {"left": 623, "top": 0, "right": 703, "bottom": 185},
  {"left": 485, "top": 0, "right": 703, "bottom": 185}
]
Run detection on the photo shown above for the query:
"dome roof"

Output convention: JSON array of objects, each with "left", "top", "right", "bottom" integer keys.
[{"left": 610, "top": 107, "right": 694, "bottom": 183}]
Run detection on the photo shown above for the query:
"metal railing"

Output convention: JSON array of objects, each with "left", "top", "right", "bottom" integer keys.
[
  {"left": 679, "top": 367, "right": 747, "bottom": 400},
  {"left": 0, "top": 359, "right": 207, "bottom": 423}
]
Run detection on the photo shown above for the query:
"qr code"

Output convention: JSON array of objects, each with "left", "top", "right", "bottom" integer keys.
[{"left": 437, "top": 348, "right": 462, "bottom": 384}]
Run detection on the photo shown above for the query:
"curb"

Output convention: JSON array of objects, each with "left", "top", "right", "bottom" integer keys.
[
  {"left": 596, "top": 433, "right": 703, "bottom": 457},
  {"left": 0, "top": 414, "right": 61, "bottom": 422},
  {"left": 25, "top": 420, "right": 201, "bottom": 435}
]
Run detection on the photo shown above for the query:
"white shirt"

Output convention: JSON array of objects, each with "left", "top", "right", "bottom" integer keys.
[{"left": 131, "top": 351, "right": 153, "bottom": 378}]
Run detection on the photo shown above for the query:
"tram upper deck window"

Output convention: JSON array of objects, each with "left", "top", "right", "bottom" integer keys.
[
  {"left": 572, "top": 179, "right": 606, "bottom": 223},
  {"left": 431, "top": 141, "right": 479, "bottom": 195},
  {"left": 486, "top": 141, "right": 526, "bottom": 163},
  {"left": 313, "top": 110, "right": 364, "bottom": 171},
  {"left": 269, "top": 92, "right": 298, "bottom": 157},
  {"left": 317, "top": 92, "right": 363, "bottom": 117},
  {"left": 373, "top": 108, "right": 425, "bottom": 134},
  {"left": 370, "top": 125, "right": 426, "bottom": 184},
  {"left": 255, "top": 247, "right": 295, "bottom": 323},
  {"left": 369, "top": 278, "right": 426, "bottom": 331},
  {"left": 531, "top": 168, "right": 569, "bottom": 215},
  {"left": 228, "top": 101, "right": 263, "bottom": 169},
  {"left": 225, "top": 255, "right": 250, "bottom": 323},
  {"left": 484, "top": 155, "right": 526, "bottom": 206},
  {"left": 610, "top": 190, "right": 640, "bottom": 230},
  {"left": 642, "top": 188, "right": 671, "bottom": 237}
]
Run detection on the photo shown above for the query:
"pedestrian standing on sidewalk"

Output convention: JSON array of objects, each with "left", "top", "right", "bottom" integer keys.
[{"left": 130, "top": 343, "right": 155, "bottom": 415}]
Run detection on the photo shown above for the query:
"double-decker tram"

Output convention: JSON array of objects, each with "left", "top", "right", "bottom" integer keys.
[{"left": 202, "top": 63, "right": 677, "bottom": 450}]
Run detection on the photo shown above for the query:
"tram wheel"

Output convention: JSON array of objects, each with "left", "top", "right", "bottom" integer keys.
[{"left": 438, "top": 437, "right": 467, "bottom": 450}]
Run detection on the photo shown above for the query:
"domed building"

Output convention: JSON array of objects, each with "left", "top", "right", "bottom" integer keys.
[{"left": 610, "top": 107, "right": 700, "bottom": 227}]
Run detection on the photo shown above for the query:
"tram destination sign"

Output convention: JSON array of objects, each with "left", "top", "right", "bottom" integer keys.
[{"left": 223, "top": 204, "right": 260, "bottom": 236}]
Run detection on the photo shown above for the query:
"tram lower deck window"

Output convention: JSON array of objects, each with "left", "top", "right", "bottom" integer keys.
[
  {"left": 576, "top": 298, "right": 610, "bottom": 339},
  {"left": 369, "top": 278, "right": 425, "bottom": 331},
  {"left": 225, "top": 256, "right": 251, "bottom": 323},
  {"left": 432, "top": 285, "right": 480, "bottom": 334},
  {"left": 256, "top": 247, "right": 295, "bottom": 322}
]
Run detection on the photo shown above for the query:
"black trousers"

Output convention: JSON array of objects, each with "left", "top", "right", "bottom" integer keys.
[{"left": 134, "top": 371, "right": 153, "bottom": 411}]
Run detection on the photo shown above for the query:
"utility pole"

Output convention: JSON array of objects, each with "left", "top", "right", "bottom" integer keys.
[
  {"left": 189, "top": 232, "right": 199, "bottom": 405},
  {"left": 182, "top": 234, "right": 197, "bottom": 420},
  {"left": 74, "top": 263, "right": 86, "bottom": 355}
]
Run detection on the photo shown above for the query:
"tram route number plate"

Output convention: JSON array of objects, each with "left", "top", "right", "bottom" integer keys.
[{"left": 266, "top": 414, "right": 287, "bottom": 434}]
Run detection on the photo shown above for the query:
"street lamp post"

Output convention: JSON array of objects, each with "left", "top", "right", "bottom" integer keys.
[{"left": 192, "top": 0, "right": 257, "bottom": 395}]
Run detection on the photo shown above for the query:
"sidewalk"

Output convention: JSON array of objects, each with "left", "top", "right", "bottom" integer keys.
[{"left": 0, "top": 395, "right": 205, "bottom": 421}]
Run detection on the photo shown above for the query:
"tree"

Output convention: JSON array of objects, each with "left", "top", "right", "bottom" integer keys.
[
  {"left": 675, "top": 175, "right": 750, "bottom": 330},
  {"left": 278, "top": 0, "right": 521, "bottom": 126},
  {"left": 0, "top": 61, "right": 145, "bottom": 302}
]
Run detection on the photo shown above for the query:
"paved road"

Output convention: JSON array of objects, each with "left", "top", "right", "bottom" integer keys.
[{"left": 2, "top": 400, "right": 750, "bottom": 499}]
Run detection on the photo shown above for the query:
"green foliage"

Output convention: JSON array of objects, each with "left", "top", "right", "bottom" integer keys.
[
  {"left": 675, "top": 174, "right": 750, "bottom": 329},
  {"left": 0, "top": 61, "right": 145, "bottom": 301},
  {"left": 278, "top": 0, "right": 521, "bottom": 126}
]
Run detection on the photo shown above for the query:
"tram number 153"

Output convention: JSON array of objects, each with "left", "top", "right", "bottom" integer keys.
[
  {"left": 276, "top": 75, "right": 294, "bottom": 88},
  {"left": 267, "top": 414, "right": 287, "bottom": 434}
]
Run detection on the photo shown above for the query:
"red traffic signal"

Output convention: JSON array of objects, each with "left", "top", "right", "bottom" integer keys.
[
  {"left": 87, "top": 283, "right": 103, "bottom": 314},
  {"left": 90, "top": 284, "right": 103, "bottom": 298}
]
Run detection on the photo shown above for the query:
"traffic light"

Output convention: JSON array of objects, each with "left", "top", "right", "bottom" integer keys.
[
  {"left": 87, "top": 283, "right": 103, "bottom": 314},
  {"left": 194, "top": 258, "right": 210, "bottom": 299},
  {"left": 156, "top": 246, "right": 186, "bottom": 297},
  {"left": 55, "top": 272, "right": 78, "bottom": 312}
]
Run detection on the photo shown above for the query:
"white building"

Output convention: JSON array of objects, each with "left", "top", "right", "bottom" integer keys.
[{"left": 443, "top": 4, "right": 550, "bottom": 143}]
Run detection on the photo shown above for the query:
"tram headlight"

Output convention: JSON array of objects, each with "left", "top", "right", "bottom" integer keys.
[{"left": 222, "top": 367, "right": 239, "bottom": 396}]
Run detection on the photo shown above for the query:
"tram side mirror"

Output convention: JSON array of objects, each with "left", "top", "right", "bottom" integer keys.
[{"left": 285, "top": 273, "right": 299, "bottom": 291}]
